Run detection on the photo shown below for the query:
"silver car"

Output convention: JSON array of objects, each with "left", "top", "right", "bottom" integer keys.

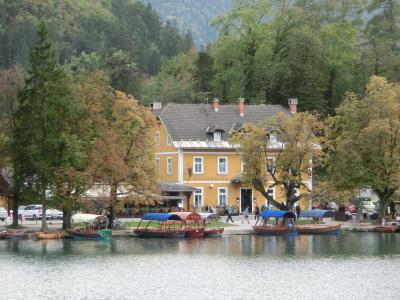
[{"left": 0, "top": 207, "right": 7, "bottom": 221}]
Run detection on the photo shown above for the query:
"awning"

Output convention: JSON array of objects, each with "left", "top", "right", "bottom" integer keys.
[
  {"left": 173, "top": 212, "right": 202, "bottom": 223},
  {"left": 261, "top": 210, "right": 287, "bottom": 218},
  {"left": 199, "top": 213, "right": 220, "bottom": 221},
  {"left": 141, "top": 213, "right": 182, "bottom": 221},
  {"left": 231, "top": 175, "right": 241, "bottom": 184},
  {"left": 299, "top": 210, "right": 336, "bottom": 218},
  {"left": 158, "top": 183, "right": 199, "bottom": 192}
]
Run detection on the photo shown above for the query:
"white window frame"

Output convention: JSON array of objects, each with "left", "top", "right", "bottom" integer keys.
[
  {"left": 218, "top": 187, "right": 228, "bottom": 207},
  {"left": 266, "top": 157, "right": 275, "bottom": 174},
  {"left": 193, "top": 156, "right": 204, "bottom": 174},
  {"left": 269, "top": 132, "right": 278, "bottom": 143},
  {"left": 193, "top": 187, "right": 203, "bottom": 208},
  {"left": 213, "top": 131, "right": 222, "bottom": 142},
  {"left": 155, "top": 131, "right": 160, "bottom": 146},
  {"left": 155, "top": 158, "right": 160, "bottom": 174},
  {"left": 167, "top": 157, "right": 172, "bottom": 176},
  {"left": 218, "top": 157, "right": 228, "bottom": 174}
]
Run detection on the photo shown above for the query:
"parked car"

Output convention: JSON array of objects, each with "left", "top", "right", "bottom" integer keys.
[
  {"left": 19, "top": 205, "right": 51, "bottom": 220},
  {"left": 48, "top": 209, "right": 63, "bottom": 220},
  {"left": 0, "top": 207, "right": 7, "bottom": 221},
  {"left": 326, "top": 202, "right": 339, "bottom": 211}
]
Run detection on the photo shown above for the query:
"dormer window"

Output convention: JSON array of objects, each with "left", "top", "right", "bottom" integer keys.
[
  {"left": 269, "top": 133, "right": 277, "bottom": 143},
  {"left": 213, "top": 131, "right": 222, "bottom": 142}
]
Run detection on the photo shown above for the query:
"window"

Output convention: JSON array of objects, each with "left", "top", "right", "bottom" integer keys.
[
  {"left": 241, "top": 160, "right": 247, "bottom": 174},
  {"left": 194, "top": 188, "right": 203, "bottom": 207},
  {"left": 266, "top": 188, "right": 275, "bottom": 199},
  {"left": 266, "top": 157, "right": 275, "bottom": 173},
  {"left": 218, "top": 188, "right": 228, "bottom": 206},
  {"left": 213, "top": 131, "right": 222, "bottom": 142},
  {"left": 167, "top": 135, "right": 173, "bottom": 146},
  {"left": 155, "top": 158, "right": 160, "bottom": 174},
  {"left": 218, "top": 157, "right": 228, "bottom": 174},
  {"left": 167, "top": 157, "right": 172, "bottom": 175},
  {"left": 155, "top": 131, "right": 160, "bottom": 145},
  {"left": 193, "top": 157, "right": 203, "bottom": 174},
  {"left": 269, "top": 132, "right": 278, "bottom": 143}
]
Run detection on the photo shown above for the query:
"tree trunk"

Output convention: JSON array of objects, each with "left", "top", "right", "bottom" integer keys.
[
  {"left": 109, "top": 181, "right": 118, "bottom": 229},
  {"left": 41, "top": 187, "right": 48, "bottom": 232},
  {"left": 376, "top": 188, "right": 395, "bottom": 223},
  {"left": 62, "top": 208, "right": 71, "bottom": 229},
  {"left": 12, "top": 193, "right": 19, "bottom": 227},
  {"left": 253, "top": 180, "right": 285, "bottom": 209}
]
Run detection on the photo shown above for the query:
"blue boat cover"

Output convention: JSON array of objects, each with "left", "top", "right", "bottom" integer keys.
[
  {"left": 142, "top": 213, "right": 182, "bottom": 221},
  {"left": 261, "top": 210, "right": 287, "bottom": 218},
  {"left": 299, "top": 210, "right": 335, "bottom": 218}
]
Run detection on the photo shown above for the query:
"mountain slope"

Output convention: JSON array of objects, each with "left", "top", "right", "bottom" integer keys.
[{"left": 142, "top": 0, "right": 233, "bottom": 48}]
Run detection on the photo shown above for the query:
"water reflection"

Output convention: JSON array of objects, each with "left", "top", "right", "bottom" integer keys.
[{"left": 0, "top": 233, "right": 399, "bottom": 258}]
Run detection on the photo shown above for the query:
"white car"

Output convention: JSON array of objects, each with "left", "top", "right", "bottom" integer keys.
[
  {"left": 19, "top": 205, "right": 51, "bottom": 220},
  {"left": 0, "top": 207, "right": 7, "bottom": 221},
  {"left": 48, "top": 209, "right": 63, "bottom": 220}
]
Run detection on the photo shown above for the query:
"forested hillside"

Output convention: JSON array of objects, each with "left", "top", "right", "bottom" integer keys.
[
  {"left": 143, "top": 0, "right": 233, "bottom": 48},
  {"left": 142, "top": 0, "right": 400, "bottom": 113},
  {"left": 0, "top": 0, "right": 193, "bottom": 96}
]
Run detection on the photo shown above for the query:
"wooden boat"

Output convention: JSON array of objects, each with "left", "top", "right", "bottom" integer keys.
[
  {"left": 174, "top": 212, "right": 205, "bottom": 238},
  {"left": 375, "top": 225, "right": 397, "bottom": 233},
  {"left": 253, "top": 225, "right": 298, "bottom": 236},
  {"left": 204, "top": 227, "right": 224, "bottom": 237},
  {"left": 185, "top": 227, "right": 205, "bottom": 238},
  {"left": 0, "top": 230, "right": 8, "bottom": 239},
  {"left": 37, "top": 231, "right": 61, "bottom": 240},
  {"left": 199, "top": 213, "right": 224, "bottom": 237},
  {"left": 3, "top": 230, "right": 32, "bottom": 240},
  {"left": 66, "top": 229, "right": 112, "bottom": 240},
  {"left": 134, "top": 213, "right": 186, "bottom": 238},
  {"left": 297, "top": 224, "right": 341, "bottom": 234},
  {"left": 68, "top": 214, "right": 112, "bottom": 240},
  {"left": 135, "top": 228, "right": 186, "bottom": 238}
]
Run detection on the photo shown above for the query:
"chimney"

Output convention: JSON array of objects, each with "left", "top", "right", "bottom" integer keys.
[
  {"left": 238, "top": 98, "right": 245, "bottom": 117},
  {"left": 288, "top": 98, "right": 298, "bottom": 114},
  {"left": 212, "top": 98, "right": 219, "bottom": 112},
  {"left": 151, "top": 102, "right": 162, "bottom": 110}
]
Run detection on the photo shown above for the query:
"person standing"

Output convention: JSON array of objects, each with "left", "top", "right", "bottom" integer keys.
[
  {"left": 226, "top": 206, "right": 234, "bottom": 223},
  {"left": 255, "top": 206, "right": 260, "bottom": 220},
  {"left": 242, "top": 206, "right": 250, "bottom": 224},
  {"left": 295, "top": 205, "right": 301, "bottom": 219}
]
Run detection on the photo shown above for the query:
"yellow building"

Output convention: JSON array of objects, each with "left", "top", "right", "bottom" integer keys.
[{"left": 153, "top": 99, "right": 311, "bottom": 213}]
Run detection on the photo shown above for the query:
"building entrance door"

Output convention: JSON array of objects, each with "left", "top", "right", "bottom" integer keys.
[{"left": 240, "top": 189, "right": 252, "bottom": 213}]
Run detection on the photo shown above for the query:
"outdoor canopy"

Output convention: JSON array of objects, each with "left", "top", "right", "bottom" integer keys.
[
  {"left": 173, "top": 212, "right": 202, "bottom": 223},
  {"left": 71, "top": 213, "right": 108, "bottom": 225},
  {"left": 199, "top": 213, "right": 220, "bottom": 221},
  {"left": 260, "top": 210, "right": 287, "bottom": 218},
  {"left": 299, "top": 210, "right": 336, "bottom": 218},
  {"left": 141, "top": 213, "right": 182, "bottom": 221}
]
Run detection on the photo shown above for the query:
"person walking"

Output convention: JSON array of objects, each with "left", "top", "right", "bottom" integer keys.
[
  {"left": 255, "top": 206, "right": 260, "bottom": 220},
  {"left": 295, "top": 205, "right": 301, "bottom": 219},
  {"left": 242, "top": 206, "right": 250, "bottom": 224},
  {"left": 226, "top": 206, "right": 234, "bottom": 223}
]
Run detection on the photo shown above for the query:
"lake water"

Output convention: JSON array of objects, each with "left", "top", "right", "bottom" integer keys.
[{"left": 0, "top": 232, "right": 399, "bottom": 299}]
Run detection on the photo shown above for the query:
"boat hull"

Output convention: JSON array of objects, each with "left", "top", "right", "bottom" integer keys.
[
  {"left": 253, "top": 226, "right": 298, "bottom": 236},
  {"left": 134, "top": 228, "right": 186, "bottom": 238},
  {"left": 66, "top": 229, "right": 112, "bottom": 240},
  {"left": 204, "top": 227, "right": 224, "bottom": 237},
  {"left": 375, "top": 225, "right": 397, "bottom": 233},
  {"left": 37, "top": 232, "right": 61, "bottom": 240},
  {"left": 297, "top": 224, "right": 341, "bottom": 235},
  {"left": 185, "top": 227, "right": 205, "bottom": 238}
]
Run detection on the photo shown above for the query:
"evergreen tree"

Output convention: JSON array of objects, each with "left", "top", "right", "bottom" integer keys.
[{"left": 11, "top": 22, "right": 74, "bottom": 231}]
